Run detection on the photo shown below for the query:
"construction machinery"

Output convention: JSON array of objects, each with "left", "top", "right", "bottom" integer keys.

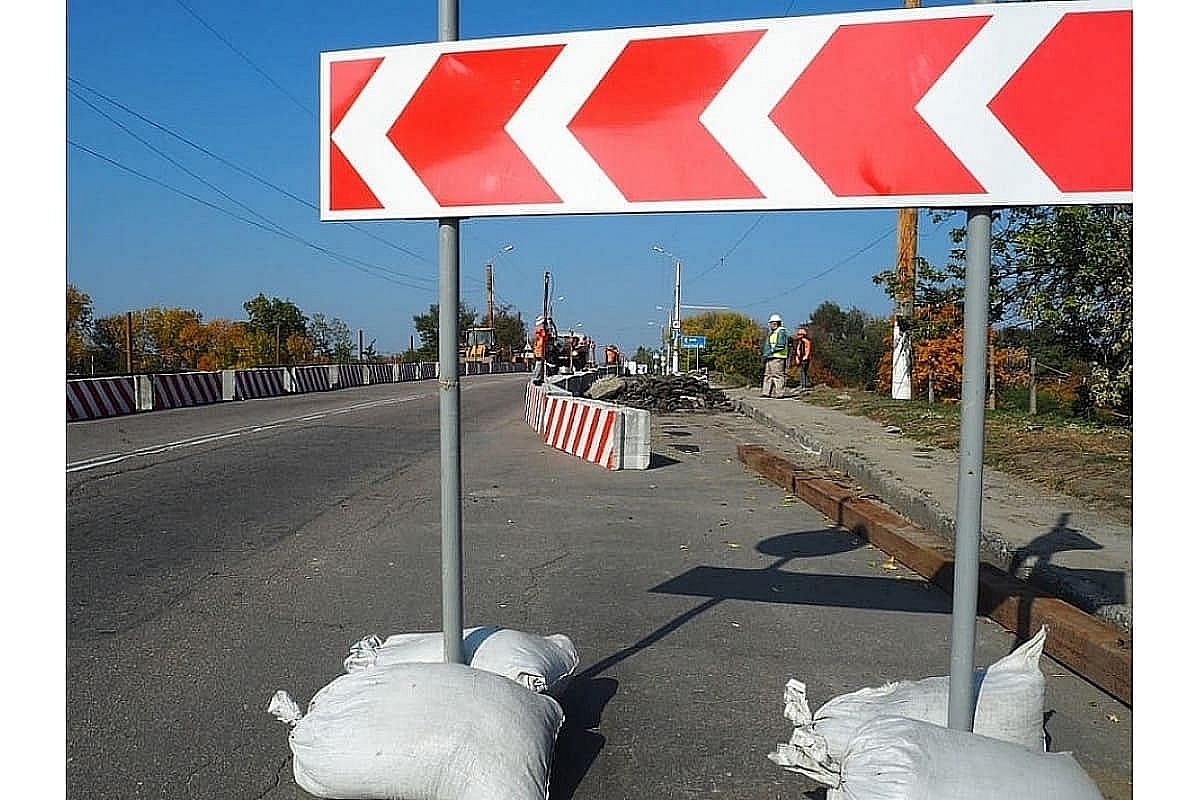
[{"left": 460, "top": 326, "right": 498, "bottom": 366}]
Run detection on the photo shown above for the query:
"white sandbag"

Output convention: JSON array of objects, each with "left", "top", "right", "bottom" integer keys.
[
  {"left": 344, "top": 625, "right": 579, "bottom": 695},
  {"left": 834, "top": 716, "right": 1102, "bottom": 800},
  {"left": 271, "top": 661, "right": 564, "bottom": 800},
  {"left": 770, "top": 627, "right": 1047, "bottom": 781}
]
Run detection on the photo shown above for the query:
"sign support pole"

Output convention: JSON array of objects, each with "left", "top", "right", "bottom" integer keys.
[
  {"left": 948, "top": 206, "right": 991, "bottom": 729},
  {"left": 437, "top": 0, "right": 465, "bottom": 666},
  {"left": 947, "top": 0, "right": 997, "bottom": 734}
]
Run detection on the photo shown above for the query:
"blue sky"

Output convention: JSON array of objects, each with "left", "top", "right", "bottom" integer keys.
[{"left": 62, "top": 0, "right": 991, "bottom": 356}]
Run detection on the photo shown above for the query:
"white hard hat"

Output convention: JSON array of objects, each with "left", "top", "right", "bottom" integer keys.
[{"left": 769, "top": 313, "right": 783, "bottom": 323}]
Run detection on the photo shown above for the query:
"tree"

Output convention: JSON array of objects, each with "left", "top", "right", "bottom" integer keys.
[
  {"left": 490, "top": 304, "right": 527, "bottom": 361},
  {"left": 807, "top": 301, "right": 891, "bottom": 390},
  {"left": 680, "top": 311, "right": 763, "bottom": 381},
  {"left": 874, "top": 205, "right": 1132, "bottom": 417},
  {"left": 309, "top": 313, "right": 355, "bottom": 363},
  {"left": 411, "top": 303, "right": 479, "bottom": 359},
  {"left": 243, "top": 293, "right": 309, "bottom": 365},
  {"left": 141, "top": 306, "right": 204, "bottom": 371},
  {"left": 67, "top": 284, "right": 94, "bottom": 375}
]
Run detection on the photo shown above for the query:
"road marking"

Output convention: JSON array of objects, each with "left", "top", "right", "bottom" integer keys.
[{"left": 67, "top": 392, "right": 425, "bottom": 473}]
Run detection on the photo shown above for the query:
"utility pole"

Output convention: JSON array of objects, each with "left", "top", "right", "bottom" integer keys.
[
  {"left": 275, "top": 323, "right": 281, "bottom": 365},
  {"left": 892, "top": 0, "right": 921, "bottom": 401},
  {"left": 125, "top": 311, "right": 134, "bottom": 375},
  {"left": 485, "top": 262, "right": 494, "bottom": 328},
  {"left": 359, "top": 329, "right": 364, "bottom": 363},
  {"left": 671, "top": 258, "right": 681, "bottom": 375}
]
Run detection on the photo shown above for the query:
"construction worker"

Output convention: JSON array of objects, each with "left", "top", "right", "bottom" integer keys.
[
  {"left": 793, "top": 326, "right": 813, "bottom": 391},
  {"left": 761, "top": 313, "right": 790, "bottom": 397},
  {"left": 531, "top": 316, "right": 549, "bottom": 384}
]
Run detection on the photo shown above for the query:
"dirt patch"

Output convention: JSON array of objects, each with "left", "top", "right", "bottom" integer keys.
[{"left": 798, "top": 385, "right": 1132, "bottom": 526}]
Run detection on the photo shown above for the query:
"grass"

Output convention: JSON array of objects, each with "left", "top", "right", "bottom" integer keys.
[{"left": 793, "top": 385, "right": 1132, "bottom": 525}]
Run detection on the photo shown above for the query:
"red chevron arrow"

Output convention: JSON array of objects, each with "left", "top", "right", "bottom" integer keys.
[
  {"left": 569, "top": 31, "right": 765, "bottom": 203},
  {"left": 387, "top": 45, "right": 564, "bottom": 206},
  {"left": 329, "top": 57, "right": 384, "bottom": 211},
  {"left": 989, "top": 10, "right": 1131, "bottom": 193},
  {"left": 771, "top": 17, "right": 987, "bottom": 197}
]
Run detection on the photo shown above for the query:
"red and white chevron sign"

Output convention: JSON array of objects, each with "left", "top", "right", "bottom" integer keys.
[{"left": 321, "top": 0, "right": 1130, "bottom": 220}]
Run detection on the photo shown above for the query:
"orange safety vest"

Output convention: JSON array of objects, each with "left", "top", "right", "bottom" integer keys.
[{"left": 533, "top": 328, "right": 547, "bottom": 358}]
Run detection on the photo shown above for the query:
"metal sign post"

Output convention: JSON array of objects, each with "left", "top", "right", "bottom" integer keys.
[{"left": 437, "top": 0, "right": 465, "bottom": 666}]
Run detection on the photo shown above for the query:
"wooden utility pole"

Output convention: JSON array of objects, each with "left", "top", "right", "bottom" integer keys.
[
  {"left": 125, "top": 311, "right": 134, "bottom": 375},
  {"left": 891, "top": 0, "right": 921, "bottom": 400},
  {"left": 485, "top": 262, "right": 495, "bottom": 328}
]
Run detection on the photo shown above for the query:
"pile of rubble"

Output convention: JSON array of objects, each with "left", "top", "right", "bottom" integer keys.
[{"left": 584, "top": 374, "right": 735, "bottom": 413}]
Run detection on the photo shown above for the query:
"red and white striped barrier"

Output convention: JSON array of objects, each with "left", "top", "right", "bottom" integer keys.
[
  {"left": 235, "top": 368, "right": 288, "bottom": 400},
  {"left": 152, "top": 372, "right": 222, "bottom": 410},
  {"left": 290, "top": 365, "right": 333, "bottom": 393},
  {"left": 525, "top": 381, "right": 549, "bottom": 433},
  {"left": 67, "top": 377, "right": 138, "bottom": 422},
  {"left": 542, "top": 395, "right": 621, "bottom": 470}
]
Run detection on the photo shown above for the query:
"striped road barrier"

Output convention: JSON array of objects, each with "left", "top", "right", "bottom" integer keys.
[
  {"left": 541, "top": 395, "right": 623, "bottom": 471},
  {"left": 289, "top": 365, "right": 334, "bottom": 393},
  {"left": 67, "top": 376, "right": 138, "bottom": 422},
  {"left": 525, "top": 381, "right": 550, "bottom": 433},
  {"left": 333, "top": 364, "right": 365, "bottom": 389},
  {"left": 231, "top": 368, "right": 288, "bottom": 400},
  {"left": 366, "top": 363, "right": 394, "bottom": 384},
  {"left": 152, "top": 371, "right": 222, "bottom": 410}
]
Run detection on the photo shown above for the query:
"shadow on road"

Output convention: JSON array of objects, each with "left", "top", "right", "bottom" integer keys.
[{"left": 550, "top": 676, "right": 618, "bottom": 800}]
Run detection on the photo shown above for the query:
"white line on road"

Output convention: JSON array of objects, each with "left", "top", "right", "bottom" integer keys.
[{"left": 67, "top": 392, "right": 424, "bottom": 473}]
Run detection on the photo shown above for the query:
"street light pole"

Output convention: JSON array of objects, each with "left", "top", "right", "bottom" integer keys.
[{"left": 672, "top": 258, "right": 681, "bottom": 375}]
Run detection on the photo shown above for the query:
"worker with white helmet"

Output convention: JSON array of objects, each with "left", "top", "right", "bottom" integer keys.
[
  {"left": 531, "top": 314, "right": 549, "bottom": 384},
  {"left": 761, "top": 313, "right": 790, "bottom": 397}
]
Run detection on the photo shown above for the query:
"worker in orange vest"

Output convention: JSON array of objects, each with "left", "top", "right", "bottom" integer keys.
[
  {"left": 793, "top": 326, "right": 813, "bottom": 391},
  {"left": 531, "top": 316, "right": 549, "bottom": 384}
]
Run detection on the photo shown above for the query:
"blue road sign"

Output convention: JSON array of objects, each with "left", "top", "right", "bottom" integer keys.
[{"left": 680, "top": 335, "right": 707, "bottom": 349}]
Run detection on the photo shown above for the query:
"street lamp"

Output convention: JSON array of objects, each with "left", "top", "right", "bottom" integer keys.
[{"left": 651, "top": 246, "right": 683, "bottom": 374}]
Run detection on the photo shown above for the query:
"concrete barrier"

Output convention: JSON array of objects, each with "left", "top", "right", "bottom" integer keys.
[
  {"left": 332, "top": 364, "right": 365, "bottom": 389},
  {"left": 289, "top": 365, "right": 334, "bottom": 393},
  {"left": 67, "top": 376, "right": 138, "bottom": 421},
  {"left": 224, "top": 368, "right": 288, "bottom": 400},
  {"left": 525, "top": 374, "right": 651, "bottom": 470},
  {"left": 542, "top": 394, "right": 623, "bottom": 470},
  {"left": 366, "top": 363, "right": 394, "bottom": 384},
  {"left": 152, "top": 371, "right": 222, "bottom": 410}
]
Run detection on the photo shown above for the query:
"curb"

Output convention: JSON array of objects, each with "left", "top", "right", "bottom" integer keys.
[
  {"left": 737, "top": 443, "right": 1131, "bottom": 707},
  {"left": 734, "top": 399, "right": 1132, "bottom": 635}
]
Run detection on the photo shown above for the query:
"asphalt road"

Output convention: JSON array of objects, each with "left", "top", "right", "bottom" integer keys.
[{"left": 65, "top": 374, "right": 1132, "bottom": 799}]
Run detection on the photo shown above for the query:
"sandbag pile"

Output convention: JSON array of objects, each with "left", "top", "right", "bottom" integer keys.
[
  {"left": 768, "top": 627, "right": 1102, "bottom": 799},
  {"left": 269, "top": 626, "right": 577, "bottom": 800}
]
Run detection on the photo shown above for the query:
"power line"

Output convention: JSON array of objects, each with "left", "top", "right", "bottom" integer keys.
[
  {"left": 67, "top": 76, "right": 435, "bottom": 271},
  {"left": 743, "top": 226, "right": 896, "bottom": 309},
  {"left": 172, "top": 0, "right": 313, "bottom": 119},
  {"left": 68, "top": 139, "right": 436, "bottom": 292}
]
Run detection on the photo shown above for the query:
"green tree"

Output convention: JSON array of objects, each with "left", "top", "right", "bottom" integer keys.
[
  {"left": 681, "top": 311, "right": 763, "bottom": 382},
  {"left": 309, "top": 313, "right": 355, "bottom": 363},
  {"left": 491, "top": 304, "right": 527, "bottom": 361},
  {"left": 243, "top": 293, "right": 309, "bottom": 365},
  {"left": 67, "top": 284, "right": 94, "bottom": 375},
  {"left": 808, "top": 301, "right": 890, "bottom": 390}
]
